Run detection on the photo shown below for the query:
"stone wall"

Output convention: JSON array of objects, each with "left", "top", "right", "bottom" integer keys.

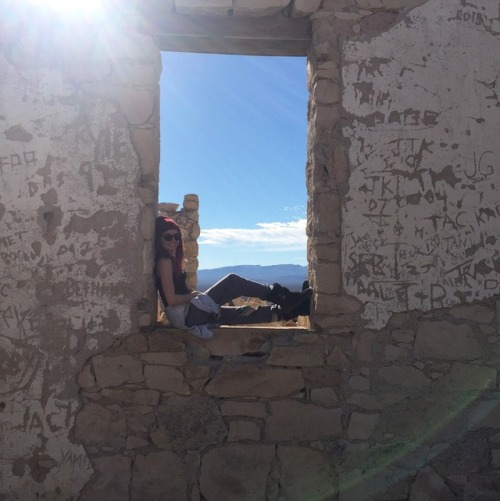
[
  {"left": 2, "top": 0, "right": 500, "bottom": 499},
  {"left": 0, "top": 5, "right": 160, "bottom": 498},
  {"left": 306, "top": 0, "right": 500, "bottom": 331},
  {"left": 75, "top": 300, "right": 500, "bottom": 500}
]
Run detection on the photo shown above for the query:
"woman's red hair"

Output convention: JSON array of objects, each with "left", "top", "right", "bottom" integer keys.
[{"left": 155, "top": 216, "right": 184, "bottom": 275}]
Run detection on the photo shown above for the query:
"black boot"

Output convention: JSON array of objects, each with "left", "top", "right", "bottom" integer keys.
[
  {"left": 282, "top": 288, "right": 312, "bottom": 321},
  {"left": 265, "top": 283, "right": 291, "bottom": 306},
  {"left": 267, "top": 283, "right": 312, "bottom": 320}
]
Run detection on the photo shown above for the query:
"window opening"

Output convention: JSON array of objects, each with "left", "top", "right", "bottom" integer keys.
[{"left": 159, "top": 51, "right": 308, "bottom": 323}]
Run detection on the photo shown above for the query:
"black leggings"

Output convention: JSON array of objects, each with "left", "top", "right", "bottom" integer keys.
[{"left": 184, "top": 274, "right": 278, "bottom": 327}]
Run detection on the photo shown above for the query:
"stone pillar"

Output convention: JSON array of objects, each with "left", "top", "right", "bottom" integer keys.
[{"left": 307, "top": 9, "right": 362, "bottom": 332}]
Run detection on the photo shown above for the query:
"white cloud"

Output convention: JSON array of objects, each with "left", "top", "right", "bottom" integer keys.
[
  {"left": 283, "top": 204, "right": 306, "bottom": 215},
  {"left": 199, "top": 219, "right": 306, "bottom": 251}
]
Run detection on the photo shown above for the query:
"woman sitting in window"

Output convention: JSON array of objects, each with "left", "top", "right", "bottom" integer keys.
[{"left": 155, "top": 216, "right": 311, "bottom": 338}]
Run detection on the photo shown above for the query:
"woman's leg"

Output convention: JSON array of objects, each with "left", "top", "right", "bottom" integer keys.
[
  {"left": 184, "top": 304, "right": 213, "bottom": 327},
  {"left": 184, "top": 302, "right": 280, "bottom": 327},
  {"left": 185, "top": 273, "right": 311, "bottom": 327},
  {"left": 218, "top": 304, "right": 279, "bottom": 325},
  {"left": 204, "top": 273, "right": 311, "bottom": 320},
  {"left": 204, "top": 274, "right": 270, "bottom": 305}
]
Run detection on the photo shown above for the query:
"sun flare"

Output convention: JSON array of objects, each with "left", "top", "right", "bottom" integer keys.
[{"left": 32, "top": 0, "right": 104, "bottom": 16}]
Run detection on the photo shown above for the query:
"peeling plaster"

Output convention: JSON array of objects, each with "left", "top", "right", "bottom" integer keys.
[
  {"left": 0, "top": 39, "right": 144, "bottom": 498},
  {"left": 342, "top": 0, "right": 500, "bottom": 328}
]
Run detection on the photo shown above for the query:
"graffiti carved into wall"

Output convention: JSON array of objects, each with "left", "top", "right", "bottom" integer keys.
[
  {"left": 0, "top": 41, "right": 147, "bottom": 495},
  {"left": 342, "top": 0, "right": 500, "bottom": 328}
]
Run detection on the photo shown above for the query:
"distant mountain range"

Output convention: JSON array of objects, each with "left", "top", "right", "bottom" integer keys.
[{"left": 197, "top": 264, "right": 308, "bottom": 292}]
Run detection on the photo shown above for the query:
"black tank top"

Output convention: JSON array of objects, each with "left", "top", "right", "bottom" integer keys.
[{"left": 156, "top": 265, "right": 190, "bottom": 307}]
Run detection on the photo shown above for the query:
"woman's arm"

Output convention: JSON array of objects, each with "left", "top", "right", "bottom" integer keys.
[{"left": 157, "top": 258, "right": 198, "bottom": 306}]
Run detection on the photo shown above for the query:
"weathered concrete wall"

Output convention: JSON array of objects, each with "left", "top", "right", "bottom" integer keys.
[
  {"left": 0, "top": 7, "right": 160, "bottom": 499},
  {"left": 307, "top": 0, "right": 499, "bottom": 331},
  {"left": 342, "top": 0, "right": 500, "bottom": 328}
]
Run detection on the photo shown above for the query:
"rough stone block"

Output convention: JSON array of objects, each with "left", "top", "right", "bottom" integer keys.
[
  {"left": 314, "top": 263, "right": 342, "bottom": 297},
  {"left": 76, "top": 364, "right": 96, "bottom": 388},
  {"left": 131, "top": 451, "right": 187, "bottom": 501},
  {"left": 356, "top": 0, "right": 384, "bottom": 8},
  {"left": 382, "top": 0, "right": 427, "bottom": 8},
  {"left": 384, "top": 344, "right": 408, "bottom": 361},
  {"left": 355, "top": 330, "right": 380, "bottom": 362},
  {"left": 205, "top": 366, "right": 304, "bottom": 398},
  {"left": 75, "top": 403, "right": 125, "bottom": 448},
  {"left": 101, "top": 389, "right": 160, "bottom": 406},
  {"left": 185, "top": 365, "right": 211, "bottom": 379},
  {"left": 205, "top": 329, "right": 269, "bottom": 356},
  {"left": 378, "top": 366, "right": 430, "bottom": 388},
  {"left": 310, "top": 387, "right": 338, "bottom": 407},
  {"left": 131, "top": 127, "right": 160, "bottom": 177},
  {"left": 314, "top": 79, "right": 340, "bottom": 105},
  {"left": 334, "top": 11, "right": 363, "bottom": 20},
  {"left": 348, "top": 375, "right": 369, "bottom": 391},
  {"left": 348, "top": 393, "right": 405, "bottom": 410},
  {"left": 126, "top": 436, "right": 149, "bottom": 449},
  {"left": 151, "top": 395, "right": 227, "bottom": 450},
  {"left": 277, "top": 446, "right": 336, "bottom": 500},
  {"left": 303, "top": 367, "right": 342, "bottom": 387},
  {"left": 144, "top": 365, "right": 190, "bottom": 394},
  {"left": 291, "top": 0, "right": 322, "bottom": 17},
  {"left": 266, "top": 401, "right": 342, "bottom": 441},
  {"left": 123, "top": 333, "right": 149, "bottom": 353},
  {"left": 200, "top": 444, "right": 275, "bottom": 501},
  {"left": 92, "top": 355, "right": 144, "bottom": 388},
  {"left": 439, "top": 363, "right": 497, "bottom": 391},
  {"left": 391, "top": 329, "right": 415, "bottom": 343},
  {"left": 220, "top": 401, "right": 267, "bottom": 418},
  {"left": 176, "top": 0, "right": 232, "bottom": 15},
  {"left": 326, "top": 345, "right": 351, "bottom": 368},
  {"left": 112, "top": 62, "right": 159, "bottom": 87},
  {"left": 294, "top": 333, "right": 319, "bottom": 344},
  {"left": 79, "top": 455, "right": 131, "bottom": 501},
  {"left": 469, "top": 400, "right": 500, "bottom": 430},
  {"left": 321, "top": 0, "right": 350, "bottom": 11},
  {"left": 449, "top": 304, "right": 495, "bottom": 324},
  {"left": 96, "top": 26, "right": 159, "bottom": 60},
  {"left": 267, "top": 345, "right": 324, "bottom": 366},
  {"left": 228, "top": 420, "right": 261, "bottom": 441},
  {"left": 183, "top": 193, "right": 199, "bottom": 210},
  {"left": 415, "top": 321, "right": 484, "bottom": 360},
  {"left": 489, "top": 432, "right": 500, "bottom": 443},
  {"left": 348, "top": 412, "right": 379, "bottom": 439},
  {"left": 432, "top": 434, "right": 489, "bottom": 475},
  {"left": 141, "top": 352, "right": 187, "bottom": 366},
  {"left": 233, "top": 0, "right": 289, "bottom": 16}
]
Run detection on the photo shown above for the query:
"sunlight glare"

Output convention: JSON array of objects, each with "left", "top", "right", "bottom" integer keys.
[{"left": 32, "top": 0, "right": 104, "bottom": 16}]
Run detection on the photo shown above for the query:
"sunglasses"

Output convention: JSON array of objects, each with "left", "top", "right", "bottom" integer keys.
[{"left": 162, "top": 233, "right": 181, "bottom": 242}]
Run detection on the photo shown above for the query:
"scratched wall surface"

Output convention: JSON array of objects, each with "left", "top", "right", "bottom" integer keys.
[
  {"left": 342, "top": 0, "right": 500, "bottom": 328},
  {"left": 0, "top": 23, "right": 157, "bottom": 497}
]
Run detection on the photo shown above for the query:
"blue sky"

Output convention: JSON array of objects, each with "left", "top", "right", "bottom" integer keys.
[{"left": 159, "top": 52, "right": 308, "bottom": 270}]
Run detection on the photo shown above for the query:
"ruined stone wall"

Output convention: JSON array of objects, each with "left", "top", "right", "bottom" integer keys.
[
  {"left": 307, "top": 0, "right": 500, "bottom": 331},
  {"left": 2, "top": 0, "right": 500, "bottom": 499},
  {"left": 75, "top": 301, "right": 500, "bottom": 500},
  {"left": 0, "top": 7, "right": 160, "bottom": 499}
]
